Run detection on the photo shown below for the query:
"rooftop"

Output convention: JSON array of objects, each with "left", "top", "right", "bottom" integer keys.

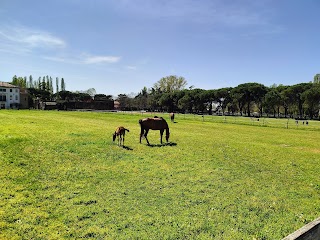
[{"left": 0, "top": 81, "right": 18, "bottom": 88}]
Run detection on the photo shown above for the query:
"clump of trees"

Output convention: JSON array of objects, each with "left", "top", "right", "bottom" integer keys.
[
  {"left": 116, "top": 75, "right": 320, "bottom": 120},
  {"left": 10, "top": 74, "right": 320, "bottom": 119},
  {"left": 10, "top": 75, "right": 111, "bottom": 108}
]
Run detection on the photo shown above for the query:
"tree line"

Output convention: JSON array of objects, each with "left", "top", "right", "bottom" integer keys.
[
  {"left": 10, "top": 74, "right": 320, "bottom": 119},
  {"left": 118, "top": 75, "right": 320, "bottom": 120},
  {"left": 11, "top": 75, "right": 111, "bottom": 104}
]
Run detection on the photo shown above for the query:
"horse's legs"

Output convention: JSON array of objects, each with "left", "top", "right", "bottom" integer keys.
[
  {"left": 144, "top": 129, "right": 150, "bottom": 145},
  {"left": 140, "top": 128, "right": 145, "bottom": 143},
  {"left": 160, "top": 129, "right": 164, "bottom": 144}
]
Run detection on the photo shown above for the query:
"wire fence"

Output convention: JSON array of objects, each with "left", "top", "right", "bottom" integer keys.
[{"left": 116, "top": 111, "right": 320, "bottom": 131}]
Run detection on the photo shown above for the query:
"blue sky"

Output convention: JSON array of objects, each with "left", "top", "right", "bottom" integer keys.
[{"left": 0, "top": 0, "right": 319, "bottom": 97}]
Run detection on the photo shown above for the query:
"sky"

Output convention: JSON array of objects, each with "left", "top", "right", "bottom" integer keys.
[{"left": 0, "top": 0, "right": 319, "bottom": 97}]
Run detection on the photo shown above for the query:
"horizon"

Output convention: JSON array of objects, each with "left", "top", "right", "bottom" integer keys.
[{"left": 1, "top": 0, "right": 319, "bottom": 97}]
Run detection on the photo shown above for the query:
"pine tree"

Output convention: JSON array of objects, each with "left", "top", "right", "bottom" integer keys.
[
  {"left": 61, "top": 78, "right": 66, "bottom": 91},
  {"left": 56, "top": 77, "right": 59, "bottom": 93},
  {"left": 29, "top": 75, "right": 33, "bottom": 88}
]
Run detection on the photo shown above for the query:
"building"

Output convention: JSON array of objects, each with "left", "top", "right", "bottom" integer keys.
[
  {"left": 19, "top": 88, "right": 29, "bottom": 109},
  {"left": 0, "top": 81, "right": 20, "bottom": 109},
  {"left": 314, "top": 74, "right": 320, "bottom": 83}
]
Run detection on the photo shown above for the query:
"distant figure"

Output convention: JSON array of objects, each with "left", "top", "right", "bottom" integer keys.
[
  {"left": 306, "top": 121, "right": 309, "bottom": 125},
  {"left": 113, "top": 126, "right": 129, "bottom": 146},
  {"left": 170, "top": 112, "right": 175, "bottom": 122},
  {"left": 139, "top": 117, "right": 170, "bottom": 145}
]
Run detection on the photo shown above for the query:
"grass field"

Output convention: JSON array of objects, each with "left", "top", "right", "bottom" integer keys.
[{"left": 1, "top": 110, "right": 320, "bottom": 239}]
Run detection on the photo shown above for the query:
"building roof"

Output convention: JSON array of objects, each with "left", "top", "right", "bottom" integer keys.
[{"left": 0, "top": 81, "right": 19, "bottom": 88}]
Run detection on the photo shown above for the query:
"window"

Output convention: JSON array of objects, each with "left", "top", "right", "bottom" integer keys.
[
  {"left": 10, "top": 89, "right": 12, "bottom": 92},
  {"left": 0, "top": 95, "right": 6, "bottom": 101},
  {"left": 0, "top": 88, "right": 6, "bottom": 92},
  {"left": 16, "top": 95, "right": 18, "bottom": 101}
]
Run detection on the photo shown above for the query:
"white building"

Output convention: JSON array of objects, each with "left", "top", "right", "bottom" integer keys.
[{"left": 0, "top": 82, "right": 20, "bottom": 109}]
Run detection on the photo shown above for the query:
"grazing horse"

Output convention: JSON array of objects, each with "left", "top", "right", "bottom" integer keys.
[
  {"left": 139, "top": 117, "right": 170, "bottom": 145},
  {"left": 170, "top": 112, "right": 175, "bottom": 122},
  {"left": 113, "top": 126, "right": 129, "bottom": 146}
]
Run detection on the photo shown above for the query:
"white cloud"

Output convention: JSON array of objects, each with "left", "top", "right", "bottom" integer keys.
[
  {"left": 24, "top": 34, "right": 66, "bottom": 48},
  {"left": 43, "top": 54, "right": 121, "bottom": 65},
  {"left": 0, "top": 25, "right": 66, "bottom": 52},
  {"left": 83, "top": 55, "right": 121, "bottom": 64},
  {"left": 126, "top": 66, "right": 137, "bottom": 70}
]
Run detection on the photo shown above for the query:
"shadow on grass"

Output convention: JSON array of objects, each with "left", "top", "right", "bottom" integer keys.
[
  {"left": 147, "top": 142, "right": 177, "bottom": 148},
  {"left": 122, "top": 146, "right": 133, "bottom": 151}
]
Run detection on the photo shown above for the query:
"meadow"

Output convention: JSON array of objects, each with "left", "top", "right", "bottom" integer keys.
[{"left": 0, "top": 110, "right": 320, "bottom": 239}]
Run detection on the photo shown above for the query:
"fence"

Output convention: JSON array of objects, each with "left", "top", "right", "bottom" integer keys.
[{"left": 116, "top": 111, "right": 320, "bottom": 131}]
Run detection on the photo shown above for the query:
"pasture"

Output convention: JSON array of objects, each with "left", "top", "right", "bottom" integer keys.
[{"left": 0, "top": 110, "right": 320, "bottom": 239}]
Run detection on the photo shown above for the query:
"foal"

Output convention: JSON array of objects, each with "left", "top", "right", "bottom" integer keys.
[{"left": 113, "top": 126, "right": 129, "bottom": 146}]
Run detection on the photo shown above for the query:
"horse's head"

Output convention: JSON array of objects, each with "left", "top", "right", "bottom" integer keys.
[{"left": 112, "top": 132, "right": 117, "bottom": 141}]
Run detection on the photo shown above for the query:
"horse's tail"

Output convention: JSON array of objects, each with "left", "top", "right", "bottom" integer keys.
[
  {"left": 139, "top": 120, "right": 143, "bottom": 131},
  {"left": 165, "top": 127, "right": 170, "bottom": 142},
  {"left": 125, "top": 128, "right": 130, "bottom": 132},
  {"left": 139, "top": 119, "right": 144, "bottom": 143}
]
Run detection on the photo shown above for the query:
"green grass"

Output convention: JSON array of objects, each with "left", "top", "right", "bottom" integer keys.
[{"left": 1, "top": 110, "right": 320, "bottom": 239}]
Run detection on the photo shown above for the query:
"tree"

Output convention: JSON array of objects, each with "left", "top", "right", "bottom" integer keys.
[
  {"left": 314, "top": 74, "right": 320, "bottom": 84},
  {"left": 153, "top": 75, "right": 187, "bottom": 93},
  {"left": 85, "top": 88, "right": 96, "bottom": 98},
  {"left": 178, "top": 90, "right": 193, "bottom": 113},
  {"left": 61, "top": 78, "right": 66, "bottom": 91},
  {"left": 231, "top": 83, "right": 267, "bottom": 117},
  {"left": 282, "top": 83, "right": 312, "bottom": 118},
  {"left": 135, "top": 87, "right": 149, "bottom": 110},
  {"left": 264, "top": 88, "right": 282, "bottom": 117},
  {"left": 230, "top": 86, "right": 246, "bottom": 116},
  {"left": 28, "top": 75, "right": 33, "bottom": 88},
  {"left": 11, "top": 75, "right": 27, "bottom": 88},
  {"left": 56, "top": 77, "right": 59, "bottom": 94},
  {"left": 214, "top": 87, "right": 232, "bottom": 115},
  {"left": 94, "top": 94, "right": 112, "bottom": 101},
  {"left": 117, "top": 94, "right": 131, "bottom": 111},
  {"left": 302, "top": 85, "right": 320, "bottom": 119}
]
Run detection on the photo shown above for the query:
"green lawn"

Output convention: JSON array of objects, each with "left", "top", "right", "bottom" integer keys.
[{"left": 1, "top": 110, "right": 320, "bottom": 239}]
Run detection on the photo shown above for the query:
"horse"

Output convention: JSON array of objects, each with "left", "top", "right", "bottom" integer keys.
[
  {"left": 113, "top": 126, "right": 129, "bottom": 146},
  {"left": 170, "top": 112, "right": 175, "bottom": 122},
  {"left": 139, "top": 117, "right": 170, "bottom": 145}
]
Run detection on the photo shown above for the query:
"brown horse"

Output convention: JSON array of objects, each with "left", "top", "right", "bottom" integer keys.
[
  {"left": 170, "top": 112, "right": 175, "bottom": 122},
  {"left": 113, "top": 126, "right": 129, "bottom": 146},
  {"left": 139, "top": 117, "right": 170, "bottom": 145}
]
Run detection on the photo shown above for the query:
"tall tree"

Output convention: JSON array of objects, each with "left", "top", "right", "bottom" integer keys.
[
  {"left": 302, "top": 85, "right": 320, "bottom": 119},
  {"left": 49, "top": 77, "right": 53, "bottom": 94},
  {"left": 264, "top": 88, "right": 282, "bottom": 117},
  {"left": 29, "top": 75, "right": 33, "bottom": 88},
  {"left": 153, "top": 75, "right": 187, "bottom": 93},
  {"left": 56, "top": 77, "right": 59, "bottom": 94},
  {"left": 282, "top": 83, "right": 312, "bottom": 118},
  {"left": 214, "top": 87, "right": 232, "bottom": 115},
  {"left": 61, "top": 78, "right": 66, "bottom": 91}
]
